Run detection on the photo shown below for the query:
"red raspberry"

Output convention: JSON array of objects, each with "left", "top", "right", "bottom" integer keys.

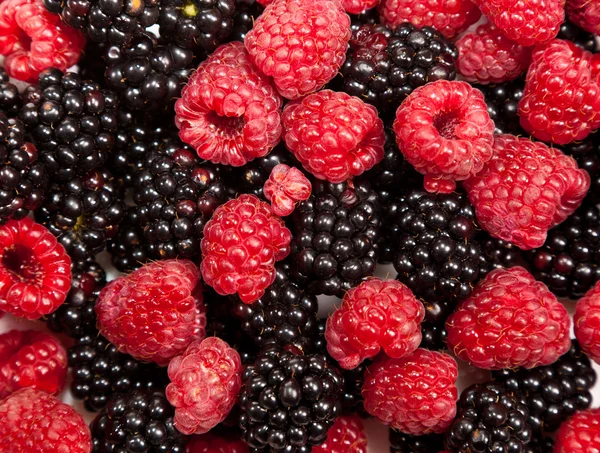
[
  {"left": 378, "top": 0, "right": 481, "bottom": 38},
  {"left": 342, "top": 0, "right": 380, "bottom": 14},
  {"left": 187, "top": 433, "right": 249, "bottom": 453},
  {"left": 456, "top": 22, "right": 532, "bottom": 84},
  {"left": 201, "top": 194, "right": 291, "bottom": 303},
  {"left": 567, "top": 0, "right": 600, "bottom": 34},
  {"left": 555, "top": 408, "right": 600, "bottom": 453},
  {"left": 0, "top": 388, "right": 92, "bottom": 452},
  {"left": 282, "top": 90, "right": 385, "bottom": 183},
  {"left": 393, "top": 80, "right": 494, "bottom": 194},
  {"left": 175, "top": 42, "right": 283, "bottom": 167},
  {"left": 325, "top": 279, "right": 424, "bottom": 370},
  {"left": 446, "top": 267, "right": 571, "bottom": 369},
  {"left": 312, "top": 415, "right": 367, "bottom": 453},
  {"left": 96, "top": 259, "right": 206, "bottom": 366},
  {"left": 0, "top": 330, "right": 67, "bottom": 399},
  {"left": 0, "top": 0, "right": 85, "bottom": 82},
  {"left": 463, "top": 134, "right": 590, "bottom": 250},
  {"left": 263, "top": 164, "right": 312, "bottom": 216},
  {"left": 167, "top": 337, "right": 242, "bottom": 435},
  {"left": 472, "top": 0, "right": 564, "bottom": 46},
  {"left": 363, "top": 349, "right": 458, "bottom": 435},
  {"left": 244, "top": 0, "right": 351, "bottom": 100},
  {"left": 0, "top": 217, "right": 72, "bottom": 320},
  {"left": 518, "top": 39, "right": 600, "bottom": 145},
  {"left": 574, "top": 281, "right": 600, "bottom": 365}
]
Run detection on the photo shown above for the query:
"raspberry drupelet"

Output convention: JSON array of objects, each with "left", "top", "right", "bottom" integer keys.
[
  {"left": 575, "top": 280, "right": 600, "bottom": 365},
  {"left": 263, "top": 164, "right": 312, "bottom": 217},
  {"left": 566, "top": 0, "right": 600, "bottom": 35},
  {"left": 342, "top": 0, "right": 379, "bottom": 15},
  {"left": 554, "top": 407, "right": 600, "bottom": 453},
  {"left": 313, "top": 414, "right": 367, "bottom": 453}
]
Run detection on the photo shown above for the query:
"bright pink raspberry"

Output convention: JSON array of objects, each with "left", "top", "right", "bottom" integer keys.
[
  {"left": 555, "top": 408, "right": 600, "bottom": 453},
  {"left": 0, "top": 217, "right": 72, "bottom": 320},
  {"left": 574, "top": 280, "right": 600, "bottom": 365},
  {"left": 325, "top": 279, "right": 424, "bottom": 370},
  {"left": 0, "top": 388, "right": 92, "bottom": 453},
  {"left": 378, "top": 0, "right": 481, "bottom": 38},
  {"left": 96, "top": 259, "right": 206, "bottom": 366},
  {"left": 283, "top": 90, "right": 385, "bottom": 183},
  {"left": 263, "top": 164, "right": 312, "bottom": 217},
  {"left": 244, "top": 0, "right": 351, "bottom": 100},
  {"left": 518, "top": 39, "right": 600, "bottom": 145},
  {"left": 393, "top": 80, "right": 495, "bottom": 194},
  {"left": 187, "top": 433, "right": 249, "bottom": 453},
  {"left": 363, "top": 349, "right": 458, "bottom": 435},
  {"left": 342, "top": 0, "right": 380, "bottom": 14},
  {"left": 313, "top": 415, "right": 367, "bottom": 453},
  {"left": 567, "top": 0, "right": 600, "bottom": 34},
  {"left": 463, "top": 134, "right": 590, "bottom": 250},
  {"left": 175, "top": 42, "right": 283, "bottom": 167},
  {"left": 456, "top": 22, "right": 532, "bottom": 84},
  {"left": 201, "top": 194, "right": 291, "bottom": 303},
  {"left": 167, "top": 337, "right": 242, "bottom": 435},
  {"left": 0, "top": 330, "right": 67, "bottom": 399},
  {"left": 446, "top": 266, "right": 571, "bottom": 369}
]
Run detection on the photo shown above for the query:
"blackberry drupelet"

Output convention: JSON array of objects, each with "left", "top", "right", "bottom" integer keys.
[
  {"left": 18, "top": 68, "right": 119, "bottom": 181},
  {"left": 563, "top": 131, "right": 600, "bottom": 203},
  {"left": 350, "top": 8, "right": 378, "bottom": 33},
  {"left": 107, "top": 207, "right": 151, "bottom": 272},
  {"left": 341, "top": 361, "right": 369, "bottom": 416},
  {"left": 493, "top": 340, "right": 597, "bottom": 435},
  {"left": 445, "top": 381, "right": 533, "bottom": 453},
  {"left": 238, "top": 343, "right": 344, "bottom": 451},
  {"left": 476, "top": 78, "right": 526, "bottom": 135},
  {"left": 389, "top": 430, "right": 444, "bottom": 453},
  {"left": 478, "top": 232, "right": 526, "bottom": 276},
  {"left": 229, "top": 0, "right": 264, "bottom": 43},
  {"left": 558, "top": 20, "right": 598, "bottom": 52},
  {"left": 0, "top": 67, "right": 22, "bottom": 117},
  {"left": 290, "top": 178, "right": 382, "bottom": 297},
  {"left": 91, "top": 389, "right": 186, "bottom": 452}
]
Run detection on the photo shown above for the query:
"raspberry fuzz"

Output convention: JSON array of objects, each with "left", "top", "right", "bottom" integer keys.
[
  {"left": 575, "top": 281, "right": 600, "bottom": 364},
  {"left": 555, "top": 408, "right": 600, "bottom": 453},
  {"left": 263, "top": 164, "right": 312, "bottom": 217}
]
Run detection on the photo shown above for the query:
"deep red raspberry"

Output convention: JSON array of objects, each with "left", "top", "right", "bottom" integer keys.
[
  {"left": 0, "top": 388, "right": 91, "bottom": 452},
  {"left": 201, "top": 194, "right": 291, "bottom": 303},
  {"left": 362, "top": 349, "right": 458, "bottom": 435},
  {"left": 555, "top": 408, "right": 600, "bottom": 453},
  {"left": 325, "top": 279, "right": 424, "bottom": 370},
  {"left": 393, "top": 80, "right": 495, "bottom": 194},
  {"left": 312, "top": 415, "right": 367, "bottom": 453},
  {"left": 244, "top": 0, "right": 351, "bottom": 100},
  {"left": 446, "top": 266, "right": 571, "bottom": 369},
  {"left": 96, "top": 259, "right": 206, "bottom": 366},
  {"left": 472, "top": 0, "right": 564, "bottom": 46},
  {"left": 282, "top": 90, "right": 385, "bottom": 183},
  {"left": 167, "top": 337, "right": 242, "bottom": 435},
  {"left": 456, "top": 22, "right": 532, "bottom": 84},
  {"left": 463, "top": 134, "right": 590, "bottom": 250},
  {"left": 0, "top": 0, "right": 85, "bottom": 82},
  {"left": 378, "top": 0, "right": 481, "bottom": 38},
  {"left": 263, "top": 164, "right": 312, "bottom": 217},
  {"left": 342, "top": 0, "right": 380, "bottom": 14},
  {"left": 187, "top": 433, "right": 249, "bottom": 453},
  {"left": 0, "top": 217, "right": 72, "bottom": 320},
  {"left": 567, "top": 0, "right": 600, "bottom": 34},
  {"left": 175, "top": 42, "right": 283, "bottom": 167},
  {"left": 0, "top": 330, "right": 67, "bottom": 399},
  {"left": 518, "top": 39, "right": 600, "bottom": 145},
  {"left": 574, "top": 281, "right": 600, "bottom": 365}
]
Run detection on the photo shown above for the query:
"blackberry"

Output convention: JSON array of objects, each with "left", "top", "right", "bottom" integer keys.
[
  {"left": 350, "top": 8, "right": 378, "bottom": 33},
  {"left": 527, "top": 202, "right": 600, "bottom": 298},
  {"left": 238, "top": 343, "right": 344, "bottom": 451},
  {"left": 558, "top": 20, "right": 598, "bottom": 52},
  {"left": 389, "top": 430, "right": 444, "bottom": 453},
  {"left": 563, "top": 130, "right": 600, "bottom": 203},
  {"left": 478, "top": 232, "right": 526, "bottom": 276},
  {"left": 477, "top": 78, "right": 526, "bottom": 135},
  {"left": 230, "top": 0, "right": 264, "bottom": 43},
  {"left": 341, "top": 361, "right": 369, "bottom": 416},
  {"left": 493, "top": 340, "right": 597, "bottom": 435},
  {"left": 290, "top": 178, "right": 382, "bottom": 297},
  {"left": 18, "top": 68, "right": 119, "bottom": 181},
  {"left": 91, "top": 389, "right": 186, "bottom": 452},
  {"left": 445, "top": 381, "right": 533, "bottom": 453},
  {"left": 107, "top": 207, "right": 151, "bottom": 272},
  {"left": 0, "top": 67, "right": 22, "bottom": 117}
]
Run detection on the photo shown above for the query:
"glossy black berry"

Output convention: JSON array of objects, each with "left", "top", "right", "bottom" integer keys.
[
  {"left": 557, "top": 20, "right": 598, "bottom": 52},
  {"left": 477, "top": 78, "right": 526, "bottom": 135},
  {"left": 478, "top": 232, "right": 526, "bottom": 276},
  {"left": 390, "top": 430, "right": 444, "bottom": 453},
  {"left": 229, "top": 0, "right": 264, "bottom": 43},
  {"left": 341, "top": 361, "right": 369, "bottom": 416},
  {"left": 563, "top": 131, "right": 600, "bottom": 203},
  {"left": 0, "top": 67, "right": 22, "bottom": 117}
]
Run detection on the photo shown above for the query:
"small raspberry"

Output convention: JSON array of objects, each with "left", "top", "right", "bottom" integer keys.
[
  {"left": 378, "top": 0, "right": 481, "bottom": 38},
  {"left": 0, "top": 330, "right": 67, "bottom": 399},
  {"left": 446, "top": 266, "right": 571, "bottom": 369},
  {"left": 325, "top": 278, "right": 424, "bottom": 370},
  {"left": 282, "top": 90, "right": 385, "bottom": 183},
  {"left": 393, "top": 80, "right": 495, "bottom": 194},
  {"left": 313, "top": 415, "right": 367, "bottom": 453},
  {"left": 0, "top": 388, "right": 92, "bottom": 453},
  {"left": 463, "top": 134, "right": 590, "bottom": 250},
  {"left": 363, "top": 349, "right": 458, "bottom": 435},
  {"left": 263, "top": 164, "right": 312, "bottom": 217},
  {"left": 574, "top": 281, "right": 600, "bottom": 365},
  {"left": 186, "top": 434, "right": 249, "bottom": 453},
  {"left": 0, "top": 217, "right": 72, "bottom": 320},
  {"left": 342, "top": 0, "right": 380, "bottom": 15},
  {"left": 96, "top": 259, "right": 206, "bottom": 366},
  {"left": 518, "top": 39, "right": 600, "bottom": 145},
  {"left": 244, "top": 0, "right": 351, "bottom": 100},
  {"left": 456, "top": 22, "right": 532, "bottom": 85},
  {"left": 472, "top": 0, "right": 565, "bottom": 46},
  {"left": 167, "top": 337, "right": 242, "bottom": 435},
  {"left": 567, "top": 0, "right": 600, "bottom": 34},
  {"left": 175, "top": 42, "right": 283, "bottom": 167},
  {"left": 555, "top": 408, "right": 600, "bottom": 453},
  {"left": 0, "top": 0, "right": 85, "bottom": 82},
  {"left": 201, "top": 194, "right": 291, "bottom": 303}
]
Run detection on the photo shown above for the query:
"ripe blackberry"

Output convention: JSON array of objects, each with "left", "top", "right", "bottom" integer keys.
[
  {"left": 290, "top": 178, "right": 382, "bottom": 297},
  {"left": 558, "top": 20, "right": 598, "bottom": 52},
  {"left": 445, "top": 381, "right": 533, "bottom": 453},
  {"left": 107, "top": 207, "right": 151, "bottom": 272},
  {"left": 478, "top": 232, "right": 526, "bottom": 276},
  {"left": 389, "top": 430, "right": 444, "bottom": 453},
  {"left": 91, "top": 389, "right": 186, "bottom": 452},
  {"left": 350, "top": 8, "right": 378, "bottom": 33},
  {"left": 477, "top": 78, "right": 526, "bottom": 135},
  {"left": 563, "top": 131, "right": 600, "bottom": 203},
  {"left": 341, "top": 361, "right": 369, "bottom": 416},
  {"left": 18, "top": 68, "right": 119, "bottom": 181},
  {"left": 0, "top": 67, "right": 22, "bottom": 117},
  {"left": 229, "top": 0, "right": 264, "bottom": 42},
  {"left": 238, "top": 343, "right": 344, "bottom": 451},
  {"left": 493, "top": 340, "right": 597, "bottom": 435}
]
